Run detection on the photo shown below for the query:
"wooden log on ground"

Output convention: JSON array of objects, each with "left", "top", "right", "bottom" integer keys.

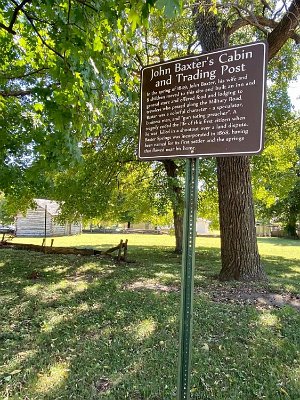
[
  {"left": 117, "top": 240, "right": 123, "bottom": 261},
  {"left": 0, "top": 242, "right": 102, "bottom": 256},
  {"left": 0, "top": 239, "right": 129, "bottom": 260},
  {"left": 123, "top": 239, "right": 128, "bottom": 261},
  {"left": 103, "top": 240, "right": 126, "bottom": 255}
]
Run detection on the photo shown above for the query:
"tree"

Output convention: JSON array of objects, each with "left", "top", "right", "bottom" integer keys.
[
  {"left": 0, "top": 193, "right": 15, "bottom": 226},
  {"left": 49, "top": 101, "right": 168, "bottom": 228},
  {"left": 266, "top": 146, "right": 300, "bottom": 238},
  {"left": 0, "top": 0, "right": 166, "bottom": 205},
  {"left": 0, "top": 1, "right": 196, "bottom": 253},
  {"left": 194, "top": 0, "right": 300, "bottom": 280},
  {"left": 0, "top": 0, "right": 190, "bottom": 250},
  {"left": 252, "top": 80, "right": 300, "bottom": 234},
  {"left": 198, "top": 159, "right": 219, "bottom": 229}
]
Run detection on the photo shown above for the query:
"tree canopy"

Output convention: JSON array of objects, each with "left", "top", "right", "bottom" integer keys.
[{"left": 0, "top": 0, "right": 195, "bottom": 229}]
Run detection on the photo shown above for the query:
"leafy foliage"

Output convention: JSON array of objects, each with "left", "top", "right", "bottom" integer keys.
[
  {"left": 0, "top": 0, "right": 193, "bottom": 225},
  {"left": 0, "top": 0, "right": 177, "bottom": 197}
]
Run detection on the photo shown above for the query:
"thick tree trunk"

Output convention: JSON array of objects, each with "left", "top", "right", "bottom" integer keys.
[
  {"left": 173, "top": 210, "right": 183, "bottom": 253},
  {"left": 217, "top": 157, "right": 266, "bottom": 281},
  {"left": 162, "top": 160, "right": 184, "bottom": 253},
  {"left": 285, "top": 214, "right": 298, "bottom": 239},
  {"left": 195, "top": 9, "right": 266, "bottom": 281}
]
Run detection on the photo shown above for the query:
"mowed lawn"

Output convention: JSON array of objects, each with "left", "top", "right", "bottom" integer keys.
[{"left": 0, "top": 234, "right": 299, "bottom": 399}]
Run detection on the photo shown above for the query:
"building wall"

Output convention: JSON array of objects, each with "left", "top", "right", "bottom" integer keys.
[
  {"left": 196, "top": 218, "right": 210, "bottom": 235},
  {"left": 52, "top": 222, "right": 67, "bottom": 236},
  {"left": 16, "top": 206, "right": 53, "bottom": 237},
  {"left": 256, "top": 224, "right": 272, "bottom": 237},
  {"left": 16, "top": 207, "right": 82, "bottom": 237},
  {"left": 52, "top": 222, "right": 82, "bottom": 236},
  {"left": 69, "top": 222, "right": 82, "bottom": 235},
  {"left": 130, "top": 222, "right": 152, "bottom": 230}
]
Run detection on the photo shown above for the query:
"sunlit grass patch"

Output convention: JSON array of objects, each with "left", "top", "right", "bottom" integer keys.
[
  {"left": 41, "top": 311, "right": 66, "bottom": 333},
  {"left": 23, "top": 283, "right": 44, "bottom": 296},
  {"left": 0, "top": 236, "right": 299, "bottom": 399},
  {"left": 127, "top": 318, "right": 157, "bottom": 341},
  {"left": 43, "top": 264, "right": 70, "bottom": 274},
  {"left": 50, "top": 278, "right": 88, "bottom": 294},
  {"left": 259, "top": 312, "right": 280, "bottom": 327},
  {"left": 34, "top": 361, "right": 70, "bottom": 394},
  {"left": 154, "top": 271, "right": 180, "bottom": 285}
]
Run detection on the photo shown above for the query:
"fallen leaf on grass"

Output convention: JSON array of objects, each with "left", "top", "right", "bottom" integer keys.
[
  {"left": 279, "top": 387, "right": 289, "bottom": 396},
  {"left": 10, "top": 369, "right": 22, "bottom": 375},
  {"left": 201, "top": 343, "right": 209, "bottom": 351}
]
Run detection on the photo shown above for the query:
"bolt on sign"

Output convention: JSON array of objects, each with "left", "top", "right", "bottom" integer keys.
[{"left": 138, "top": 41, "right": 267, "bottom": 160}]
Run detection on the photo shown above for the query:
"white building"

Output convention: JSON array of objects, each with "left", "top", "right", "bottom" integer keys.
[
  {"left": 196, "top": 218, "right": 211, "bottom": 235},
  {"left": 15, "top": 199, "right": 82, "bottom": 237}
]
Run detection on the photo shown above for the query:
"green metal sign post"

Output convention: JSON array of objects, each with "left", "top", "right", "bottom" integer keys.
[{"left": 177, "top": 157, "right": 199, "bottom": 400}]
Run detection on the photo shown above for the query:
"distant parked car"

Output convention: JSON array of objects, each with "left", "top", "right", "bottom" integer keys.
[{"left": 0, "top": 225, "right": 15, "bottom": 234}]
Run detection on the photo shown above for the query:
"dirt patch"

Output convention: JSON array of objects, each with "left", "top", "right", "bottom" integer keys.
[
  {"left": 124, "top": 280, "right": 300, "bottom": 311},
  {"left": 204, "top": 285, "right": 300, "bottom": 311},
  {"left": 94, "top": 378, "right": 112, "bottom": 393},
  {"left": 26, "top": 270, "right": 41, "bottom": 280}
]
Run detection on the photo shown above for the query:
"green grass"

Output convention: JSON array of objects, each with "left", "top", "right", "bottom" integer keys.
[{"left": 0, "top": 234, "right": 299, "bottom": 399}]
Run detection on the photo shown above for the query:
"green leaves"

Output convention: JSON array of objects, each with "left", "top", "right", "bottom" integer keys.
[
  {"left": 252, "top": 112, "right": 300, "bottom": 227},
  {"left": 155, "top": 0, "right": 182, "bottom": 17},
  {"left": 128, "top": 8, "right": 141, "bottom": 31},
  {"left": 33, "top": 103, "right": 44, "bottom": 112},
  {"left": 93, "top": 36, "right": 104, "bottom": 52}
]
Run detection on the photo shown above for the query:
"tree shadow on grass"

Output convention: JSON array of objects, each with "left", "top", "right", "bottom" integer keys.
[
  {"left": 190, "top": 301, "right": 300, "bottom": 399},
  {"left": 0, "top": 248, "right": 299, "bottom": 399},
  {"left": 0, "top": 249, "right": 181, "bottom": 399},
  {"left": 262, "top": 255, "right": 300, "bottom": 293},
  {"left": 258, "top": 237, "right": 300, "bottom": 247}
]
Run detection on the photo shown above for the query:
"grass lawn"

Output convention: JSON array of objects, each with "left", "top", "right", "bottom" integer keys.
[{"left": 0, "top": 234, "right": 299, "bottom": 399}]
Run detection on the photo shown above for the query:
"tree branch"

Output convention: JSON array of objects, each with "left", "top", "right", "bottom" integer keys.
[
  {"left": 0, "top": 83, "right": 59, "bottom": 97},
  {"left": 230, "top": 4, "right": 269, "bottom": 34},
  {"left": 24, "top": 13, "right": 56, "bottom": 27},
  {"left": 74, "top": 0, "right": 98, "bottom": 12},
  {"left": 20, "top": 8, "right": 66, "bottom": 62},
  {"left": 126, "top": 39, "right": 144, "bottom": 67},
  {"left": 0, "top": 0, "right": 32, "bottom": 34},
  {"left": 228, "top": 15, "right": 276, "bottom": 35},
  {"left": 227, "top": 2, "right": 300, "bottom": 54},
  {"left": 9, "top": 0, "right": 32, "bottom": 30},
  {"left": 0, "top": 89, "right": 33, "bottom": 97},
  {"left": 268, "top": 0, "right": 300, "bottom": 60},
  {"left": 1, "top": 67, "right": 49, "bottom": 80},
  {"left": 0, "top": 21, "right": 15, "bottom": 34}
]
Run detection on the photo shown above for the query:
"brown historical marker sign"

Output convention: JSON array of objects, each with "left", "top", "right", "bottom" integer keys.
[{"left": 138, "top": 41, "right": 267, "bottom": 160}]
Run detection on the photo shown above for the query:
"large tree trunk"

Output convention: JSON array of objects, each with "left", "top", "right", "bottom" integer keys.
[
  {"left": 284, "top": 214, "right": 298, "bottom": 239},
  {"left": 173, "top": 209, "right": 183, "bottom": 253},
  {"left": 195, "top": 9, "right": 265, "bottom": 281},
  {"left": 217, "top": 157, "right": 266, "bottom": 280},
  {"left": 162, "top": 160, "right": 184, "bottom": 253}
]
